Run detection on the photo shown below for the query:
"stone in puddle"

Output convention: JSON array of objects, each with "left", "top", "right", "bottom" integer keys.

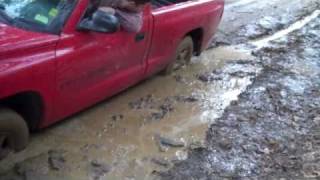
[
  {"left": 158, "top": 135, "right": 185, "bottom": 148},
  {"left": 155, "top": 134, "right": 185, "bottom": 152},
  {"left": 151, "top": 158, "right": 171, "bottom": 168}
]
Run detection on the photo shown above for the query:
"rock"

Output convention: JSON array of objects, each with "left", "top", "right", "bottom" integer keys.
[
  {"left": 313, "top": 116, "right": 320, "bottom": 125},
  {"left": 210, "top": 32, "right": 233, "bottom": 48},
  {"left": 111, "top": 114, "right": 124, "bottom": 121},
  {"left": 175, "top": 95, "right": 199, "bottom": 103},
  {"left": 173, "top": 75, "right": 187, "bottom": 83},
  {"left": 89, "top": 160, "right": 111, "bottom": 180},
  {"left": 189, "top": 141, "right": 205, "bottom": 150},
  {"left": 302, "top": 151, "right": 320, "bottom": 162},
  {"left": 155, "top": 134, "right": 185, "bottom": 152},
  {"left": 157, "top": 135, "right": 185, "bottom": 148},
  {"left": 229, "top": 71, "right": 256, "bottom": 78},
  {"left": 160, "top": 103, "right": 174, "bottom": 114},
  {"left": 48, "top": 150, "right": 66, "bottom": 171},
  {"left": 148, "top": 99, "right": 175, "bottom": 121},
  {"left": 129, "top": 95, "right": 155, "bottom": 110},
  {"left": 151, "top": 112, "right": 166, "bottom": 121},
  {"left": 175, "top": 150, "right": 188, "bottom": 161},
  {"left": 302, "top": 163, "right": 320, "bottom": 178},
  {"left": 258, "top": 16, "right": 284, "bottom": 31},
  {"left": 151, "top": 158, "right": 171, "bottom": 168},
  {"left": 197, "top": 73, "right": 222, "bottom": 82},
  {"left": 158, "top": 143, "right": 170, "bottom": 152},
  {"left": 184, "top": 96, "right": 199, "bottom": 103},
  {"left": 218, "top": 138, "right": 233, "bottom": 151}
]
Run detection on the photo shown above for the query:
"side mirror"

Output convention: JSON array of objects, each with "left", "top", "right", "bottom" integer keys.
[{"left": 77, "top": 10, "right": 120, "bottom": 33}]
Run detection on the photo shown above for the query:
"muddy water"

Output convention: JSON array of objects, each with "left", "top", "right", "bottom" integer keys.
[{"left": 0, "top": 46, "right": 257, "bottom": 179}]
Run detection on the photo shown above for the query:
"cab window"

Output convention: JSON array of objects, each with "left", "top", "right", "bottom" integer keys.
[{"left": 0, "top": 0, "right": 77, "bottom": 34}]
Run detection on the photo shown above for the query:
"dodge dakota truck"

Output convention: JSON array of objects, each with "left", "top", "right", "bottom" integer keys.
[{"left": 0, "top": 0, "right": 224, "bottom": 158}]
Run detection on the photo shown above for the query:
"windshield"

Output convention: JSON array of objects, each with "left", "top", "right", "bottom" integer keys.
[{"left": 0, "top": 0, "right": 75, "bottom": 34}]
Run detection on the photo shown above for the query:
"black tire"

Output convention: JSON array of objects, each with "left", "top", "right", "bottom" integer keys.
[
  {"left": 163, "top": 36, "right": 194, "bottom": 75},
  {"left": 0, "top": 108, "right": 29, "bottom": 159}
]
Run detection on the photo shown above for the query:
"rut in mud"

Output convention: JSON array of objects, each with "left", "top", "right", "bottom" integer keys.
[{"left": 158, "top": 12, "right": 320, "bottom": 180}]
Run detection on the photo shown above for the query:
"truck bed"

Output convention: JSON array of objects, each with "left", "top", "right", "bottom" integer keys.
[{"left": 145, "top": 0, "right": 224, "bottom": 76}]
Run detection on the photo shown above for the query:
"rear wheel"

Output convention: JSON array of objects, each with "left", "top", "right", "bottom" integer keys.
[
  {"left": 0, "top": 108, "right": 29, "bottom": 160},
  {"left": 163, "top": 36, "right": 194, "bottom": 75}
]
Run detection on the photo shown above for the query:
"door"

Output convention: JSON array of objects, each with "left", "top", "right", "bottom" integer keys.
[{"left": 53, "top": 3, "right": 151, "bottom": 121}]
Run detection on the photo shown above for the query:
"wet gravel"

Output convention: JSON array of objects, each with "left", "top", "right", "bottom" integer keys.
[{"left": 158, "top": 12, "right": 320, "bottom": 180}]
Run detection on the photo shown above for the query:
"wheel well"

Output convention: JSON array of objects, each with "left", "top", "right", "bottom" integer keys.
[
  {"left": 186, "top": 28, "right": 204, "bottom": 56},
  {"left": 0, "top": 92, "right": 43, "bottom": 131}
]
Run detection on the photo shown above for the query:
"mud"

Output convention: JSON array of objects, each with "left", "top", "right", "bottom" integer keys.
[
  {"left": 0, "top": 45, "right": 256, "bottom": 180},
  {"left": 159, "top": 12, "right": 320, "bottom": 180},
  {"left": 211, "top": 0, "right": 320, "bottom": 47},
  {"left": 1, "top": 1, "right": 319, "bottom": 179}
]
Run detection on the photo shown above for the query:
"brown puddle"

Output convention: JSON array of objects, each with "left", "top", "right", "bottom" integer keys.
[{"left": 0, "top": 46, "right": 258, "bottom": 180}]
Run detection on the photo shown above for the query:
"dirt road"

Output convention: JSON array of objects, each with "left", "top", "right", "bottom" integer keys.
[{"left": 1, "top": 0, "right": 319, "bottom": 179}]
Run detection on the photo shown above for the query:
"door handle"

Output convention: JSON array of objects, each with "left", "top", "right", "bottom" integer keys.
[{"left": 135, "top": 33, "right": 145, "bottom": 42}]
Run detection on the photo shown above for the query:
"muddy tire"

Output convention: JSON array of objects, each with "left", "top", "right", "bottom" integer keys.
[
  {"left": 163, "top": 36, "right": 194, "bottom": 75},
  {"left": 0, "top": 108, "right": 29, "bottom": 160}
]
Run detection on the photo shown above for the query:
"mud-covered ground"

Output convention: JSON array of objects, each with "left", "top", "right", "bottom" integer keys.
[
  {"left": 212, "top": 0, "right": 320, "bottom": 47},
  {"left": 1, "top": 0, "right": 320, "bottom": 180},
  {"left": 160, "top": 6, "right": 320, "bottom": 180}
]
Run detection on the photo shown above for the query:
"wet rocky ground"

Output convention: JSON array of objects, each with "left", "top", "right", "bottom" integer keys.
[
  {"left": 1, "top": 0, "right": 320, "bottom": 179},
  {"left": 159, "top": 8, "right": 320, "bottom": 180},
  {"left": 212, "top": 0, "right": 320, "bottom": 47}
]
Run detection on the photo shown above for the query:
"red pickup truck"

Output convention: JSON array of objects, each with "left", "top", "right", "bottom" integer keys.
[{"left": 0, "top": 0, "right": 224, "bottom": 157}]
